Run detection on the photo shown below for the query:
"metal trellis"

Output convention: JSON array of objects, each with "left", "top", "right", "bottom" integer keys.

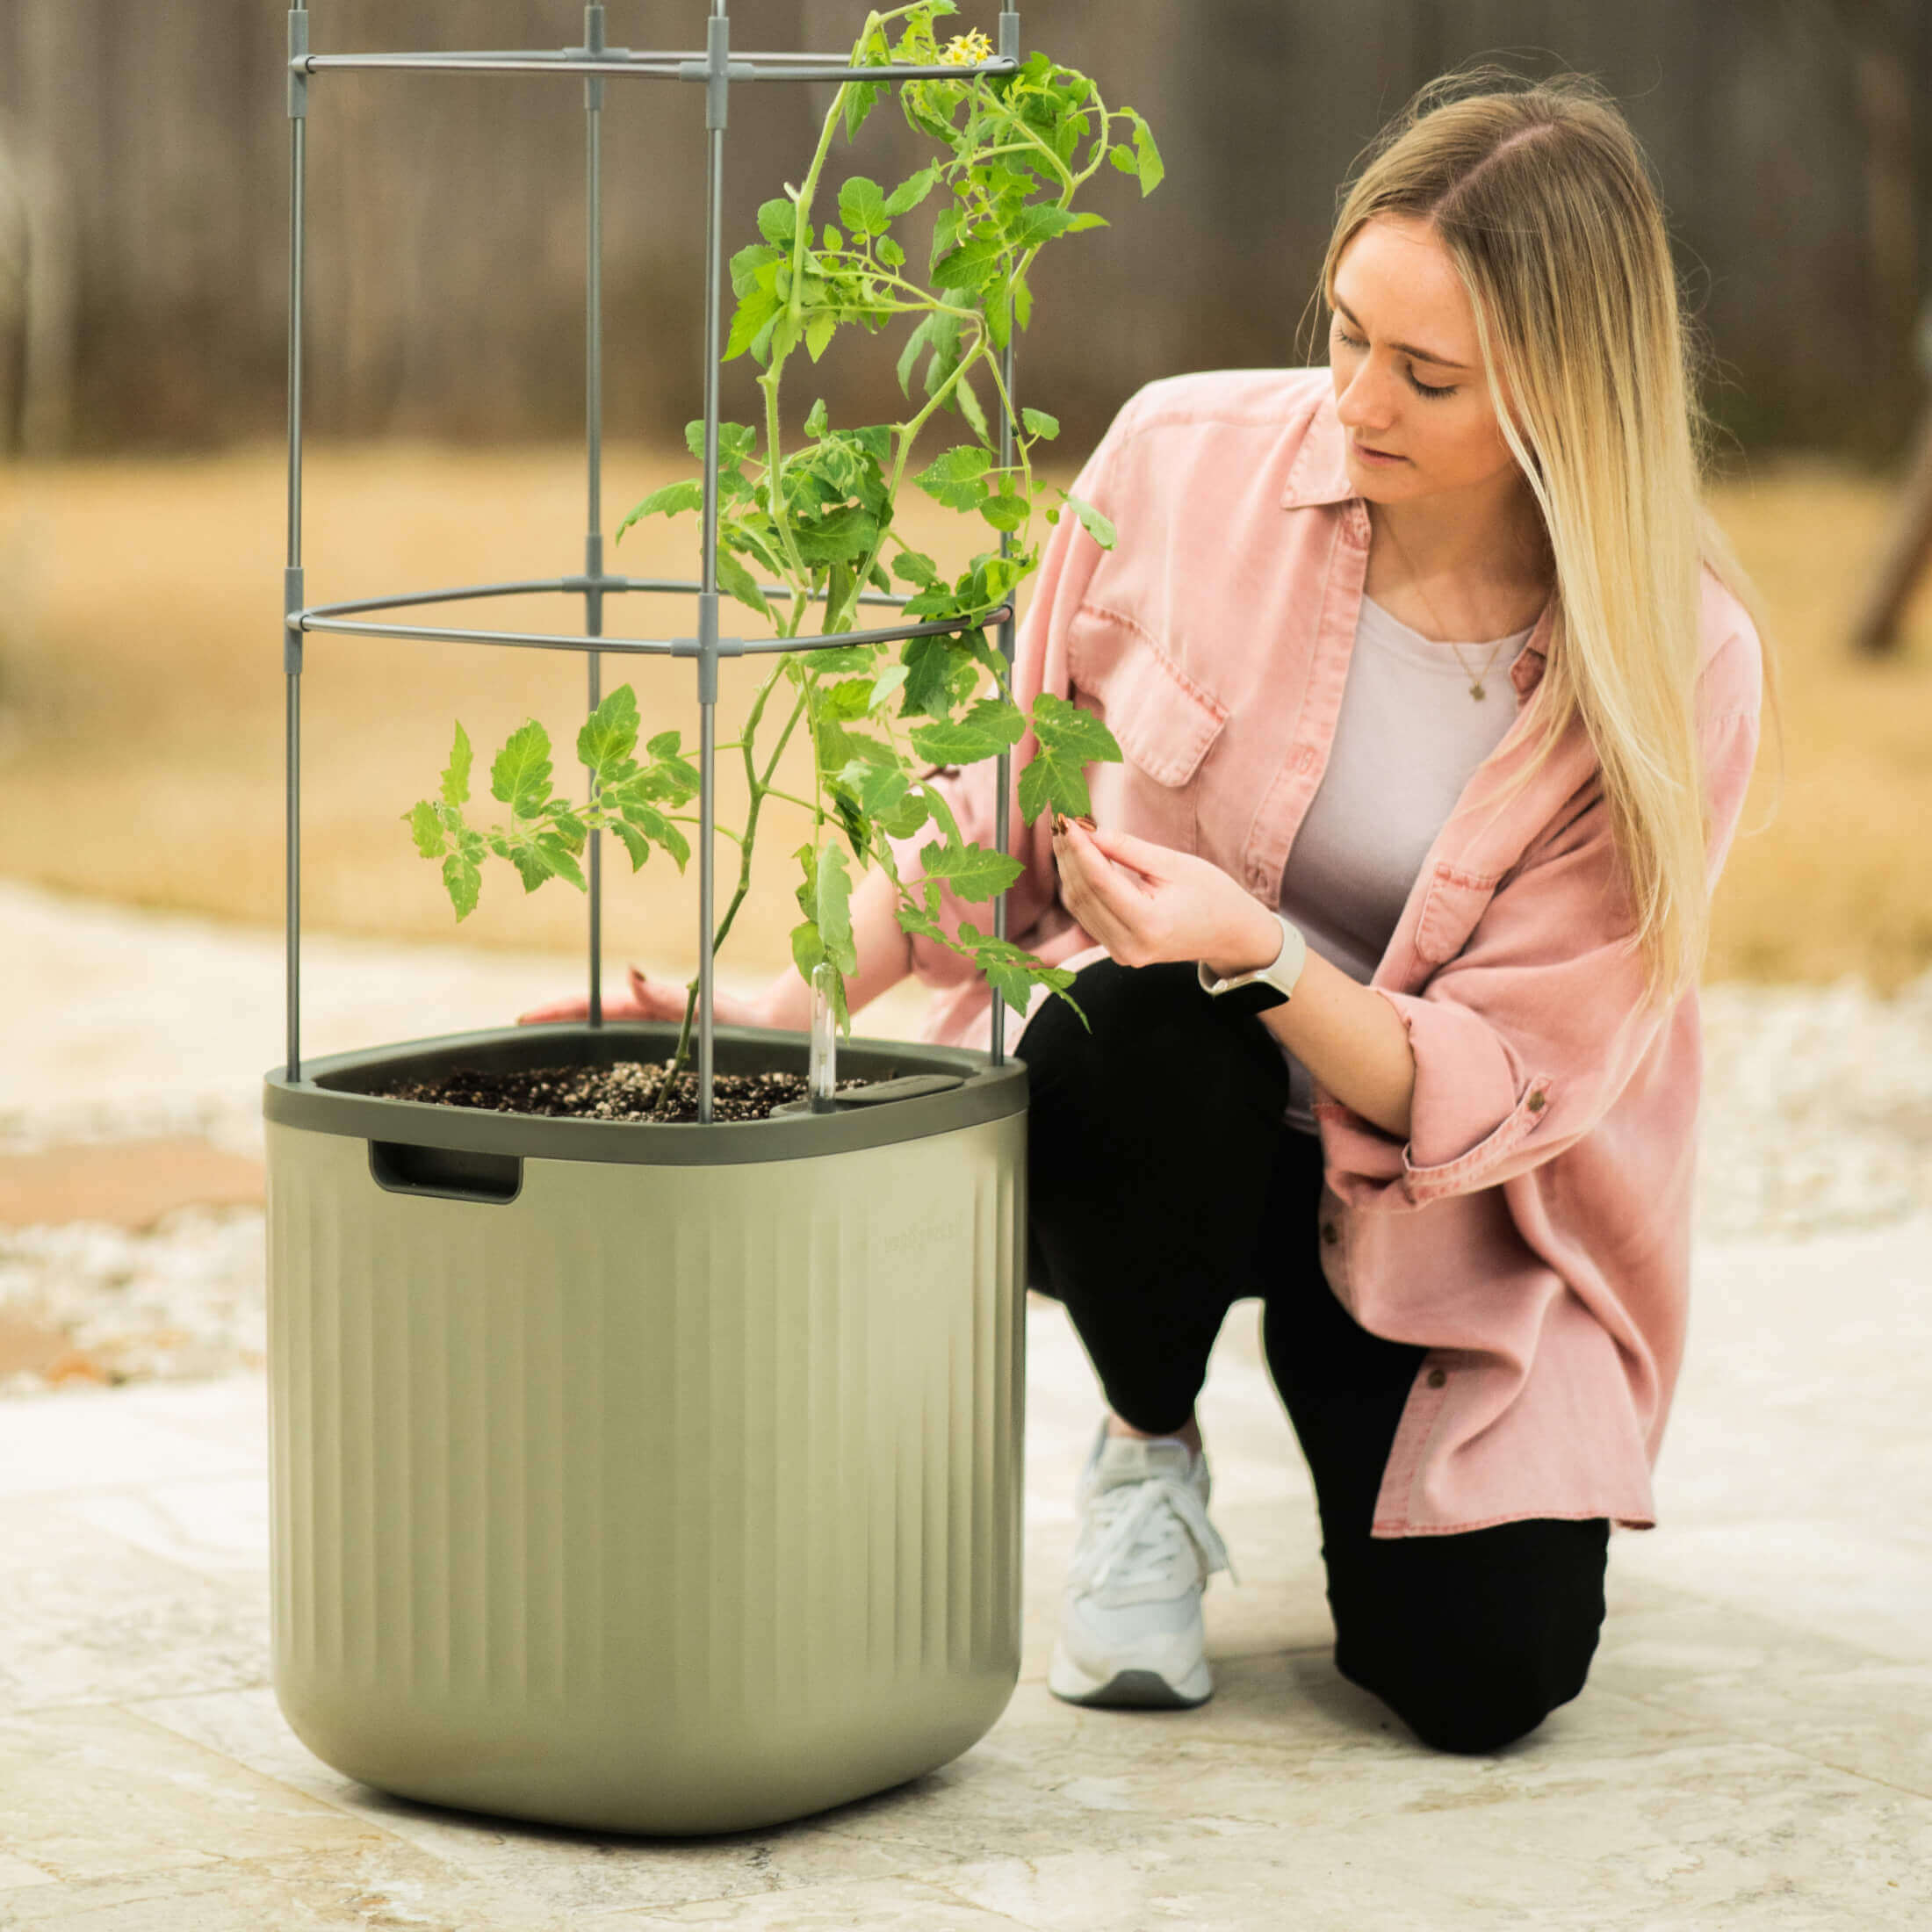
[{"left": 283, "top": 3, "right": 1026, "bottom": 1122}]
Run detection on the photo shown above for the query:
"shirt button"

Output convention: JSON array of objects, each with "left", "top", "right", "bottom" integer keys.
[
  {"left": 1528, "top": 1092, "right": 1546, "bottom": 1111},
  {"left": 1426, "top": 1367, "right": 1448, "bottom": 1389},
  {"left": 1321, "top": 1221, "right": 1338, "bottom": 1245}
]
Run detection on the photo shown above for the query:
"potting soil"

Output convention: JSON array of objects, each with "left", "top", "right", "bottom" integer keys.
[{"left": 373, "top": 1059, "right": 882, "bottom": 1124}]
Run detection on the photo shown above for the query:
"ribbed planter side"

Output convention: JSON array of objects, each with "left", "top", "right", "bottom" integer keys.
[{"left": 265, "top": 1105, "right": 1026, "bottom": 1835}]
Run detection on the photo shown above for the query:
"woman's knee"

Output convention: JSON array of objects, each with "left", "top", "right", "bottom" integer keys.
[
  {"left": 1330, "top": 1517, "right": 1610, "bottom": 1754},
  {"left": 1018, "top": 956, "right": 1286, "bottom": 1125},
  {"left": 1362, "top": 1645, "right": 1597, "bottom": 1755}
]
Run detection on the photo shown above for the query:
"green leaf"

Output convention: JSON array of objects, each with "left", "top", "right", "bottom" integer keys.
[
  {"left": 899, "top": 632, "right": 960, "bottom": 717},
  {"left": 805, "top": 312, "right": 837, "bottom": 363},
  {"left": 616, "top": 480, "right": 703, "bottom": 544},
  {"left": 544, "top": 803, "right": 588, "bottom": 856},
  {"left": 768, "top": 311, "right": 804, "bottom": 364},
  {"left": 490, "top": 722, "right": 553, "bottom": 819},
  {"left": 891, "top": 548, "right": 941, "bottom": 589},
  {"left": 804, "top": 396, "right": 829, "bottom": 439},
  {"left": 1017, "top": 689, "right": 1122, "bottom": 824},
  {"left": 510, "top": 843, "right": 551, "bottom": 894},
  {"left": 1133, "top": 114, "right": 1164, "bottom": 194},
  {"left": 984, "top": 946, "right": 1079, "bottom": 1023},
  {"left": 1020, "top": 407, "right": 1059, "bottom": 440},
  {"left": 931, "top": 238, "right": 1005, "bottom": 294},
  {"left": 978, "top": 483, "right": 1027, "bottom": 533},
  {"left": 537, "top": 833, "right": 587, "bottom": 892},
  {"left": 406, "top": 799, "right": 444, "bottom": 859},
  {"left": 896, "top": 314, "right": 940, "bottom": 400},
  {"left": 912, "top": 443, "right": 991, "bottom": 511},
  {"left": 1059, "top": 487, "right": 1117, "bottom": 550},
  {"left": 609, "top": 819, "right": 652, "bottom": 871},
  {"left": 802, "top": 643, "right": 880, "bottom": 677},
  {"left": 837, "top": 176, "right": 889, "bottom": 238},
  {"left": 619, "top": 798, "right": 690, "bottom": 874},
  {"left": 791, "top": 917, "right": 826, "bottom": 981},
  {"left": 756, "top": 196, "right": 797, "bottom": 246},
  {"left": 836, "top": 756, "right": 910, "bottom": 819},
  {"left": 883, "top": 162, "right": 941, "bottom": 219},
  {"left": 820, "top": 674, "right": 875, "bottom": 723},
  {"left": 716, "top": 546, "right": 773, "bottom": 620},
  {"left": 918, "top": 836, "right": 1024, "bottom": 902},
  {"left": 443, "top": 853, "right": 480, "bottom": 920},
  {"left": 789, "top": 502, "right": 879, "bottom": 567},
  {"left": 725, "top": 286, "right": 784, "bottom": 364},
  {"left": 815, "top": 840, "right": 858, "bottom": 976},
  {"left": 440, "top": 722, "right": 472, "bottom": 806},
  {"left": 960, "top": 695, "right": 1025, "bottom": 746},
  {"left": 729, "top": 240, "right": 785, "bottom": 299},
  {"left": 953, "top": 368, "right": 991, "bottom": 446},
  {"left": 577, "top": 683, "right": 640, "bottom": 781},
  {"left": 906, "top": 716, "right": 1003, "bottom": 766},
  {"left": 842, "top": 25, "right": 891, "bottom": 143},
  {"left": 682, "top": 419, "right": 760, "bottom": 466},
  {"left": 867, "top": 663, "right": 909, "bottom": 710},
  {"left": 894, "top": 894, "right": 944, "bottom": 951}
]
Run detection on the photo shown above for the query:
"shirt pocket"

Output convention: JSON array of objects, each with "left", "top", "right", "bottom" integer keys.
[
  {"left": 1413, "top": 861, "right": 1504, "bottom": 967},
  {"left": 1066, "top": 603, "right": 1230, "bottom": 852}
]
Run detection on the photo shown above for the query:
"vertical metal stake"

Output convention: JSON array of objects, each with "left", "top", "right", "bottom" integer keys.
[
  {"left": 696, "top": 3, "right": 732, "bottom": 1125},
  {"left": 584, "top": 3, "right": 607, "bottom": 1027},
  {"left": 285, "top": 4, "right": 310, "bottom": 1085}
]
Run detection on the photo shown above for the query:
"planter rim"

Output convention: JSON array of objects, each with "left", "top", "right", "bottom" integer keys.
[{"left": 263, "top": 1020, "right": 1028, "bottom": 1166}]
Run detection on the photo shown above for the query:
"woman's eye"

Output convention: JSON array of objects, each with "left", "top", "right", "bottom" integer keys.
[{"left": 1332, "top": 325, "right": 1456, "bottom": 400}]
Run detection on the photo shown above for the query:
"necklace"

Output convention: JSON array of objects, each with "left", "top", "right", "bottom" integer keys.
[{"left": 1373, "top": 511, "right": 1524, "bottom": 703}]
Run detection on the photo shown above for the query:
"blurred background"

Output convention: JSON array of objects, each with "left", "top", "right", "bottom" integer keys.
[{"left": 1, "top": 0, "right": 1929, "bottom": 992}]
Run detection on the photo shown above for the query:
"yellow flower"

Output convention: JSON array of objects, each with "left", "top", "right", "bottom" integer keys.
[{"left": 939, "top": 30, "right": 994, "bottom": 67}]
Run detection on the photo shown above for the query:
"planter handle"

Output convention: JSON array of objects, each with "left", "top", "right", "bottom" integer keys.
[{"left": 368, "top": 1140, "right": 523, "bottom": 1205}]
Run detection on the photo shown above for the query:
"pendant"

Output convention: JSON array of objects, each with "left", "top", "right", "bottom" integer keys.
[{"left": 1470, "top": 681, "right": 1485, "bottom": 700}]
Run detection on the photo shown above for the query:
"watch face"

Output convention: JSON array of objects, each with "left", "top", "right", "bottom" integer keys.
[{"left": 1214, "top": 978, "right": 1289, "bottom": 1017}]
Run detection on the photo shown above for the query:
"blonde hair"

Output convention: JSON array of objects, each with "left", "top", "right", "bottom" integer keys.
[{"left": 1302, "top": 64, "right": 1785, "bottom": 1013}]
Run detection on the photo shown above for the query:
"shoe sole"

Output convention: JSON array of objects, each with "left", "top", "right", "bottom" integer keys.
[{"left": 1047, "top": 1650, "right": 1213, "bottom": 1711}]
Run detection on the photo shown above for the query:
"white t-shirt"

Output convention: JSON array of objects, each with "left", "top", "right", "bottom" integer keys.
[{"left": 1275, "top": 593, "right": 1538, "bottom": 1134}]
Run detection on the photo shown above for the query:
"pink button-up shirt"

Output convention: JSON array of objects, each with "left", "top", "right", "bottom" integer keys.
[{"left": 884, "top": 366, "right": 1765, "bottom": 1539}]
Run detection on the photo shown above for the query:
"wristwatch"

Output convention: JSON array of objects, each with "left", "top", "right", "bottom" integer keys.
[{"left": 1198, "top": 912, "right": 1308, "bottom": 1016}]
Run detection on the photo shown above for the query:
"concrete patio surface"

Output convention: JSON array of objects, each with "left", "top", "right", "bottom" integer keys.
[{"left": 1, "top": 878, "right": 1928, "bottom": 1927}]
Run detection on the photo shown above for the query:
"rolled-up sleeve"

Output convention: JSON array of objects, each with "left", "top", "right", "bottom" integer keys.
[
  {"left": 1322, "top": 697, "right": 1763, "bottom": 1211},
  {"left": 883, "top": 404, "right": 1134, "bottom": 990}
]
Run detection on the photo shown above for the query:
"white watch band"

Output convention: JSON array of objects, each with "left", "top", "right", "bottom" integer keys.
[{"left": 1197, "top": 912, "right": 1308, "bottom": 1001}]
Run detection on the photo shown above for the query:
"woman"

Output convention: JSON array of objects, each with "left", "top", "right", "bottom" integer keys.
[{"left": 526, "top": 67, "right": 1783, "bottom": 1754}]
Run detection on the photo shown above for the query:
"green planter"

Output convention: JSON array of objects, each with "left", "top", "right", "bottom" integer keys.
[{"left": 262, "top": 1021, "right": 1028, "bottom": 1835}]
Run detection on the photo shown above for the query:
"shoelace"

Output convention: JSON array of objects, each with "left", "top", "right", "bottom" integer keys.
[{"left": 1067, "top": 1471, "right": 1240, "bottom": 1596}]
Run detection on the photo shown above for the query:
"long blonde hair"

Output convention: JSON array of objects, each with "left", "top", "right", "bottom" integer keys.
[{"left": 1303, "top": 65, "right": 1785, "bottom": 1013}]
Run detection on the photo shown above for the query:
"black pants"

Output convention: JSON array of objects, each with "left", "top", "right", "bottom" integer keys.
[{"left": 1016, "top": 956, "right": 1610, "bottom": 1755}]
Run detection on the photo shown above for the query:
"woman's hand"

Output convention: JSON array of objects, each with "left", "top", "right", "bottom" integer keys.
[
  {"left": 1050, "top": 814, "right": 1280, "bottom": 976},
  {"left": 516, "top": 963, "right": 775, "bottom": 1030}
]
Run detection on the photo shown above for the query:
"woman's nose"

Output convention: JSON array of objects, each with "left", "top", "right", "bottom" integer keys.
[{"left": 1336, "top": 364, "right": 1400, "bottom": 434}]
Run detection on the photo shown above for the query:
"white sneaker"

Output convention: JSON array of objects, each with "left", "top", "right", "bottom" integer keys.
[{"left": 1047, "top": 1417, "right": 1237, "bottom": 1710}]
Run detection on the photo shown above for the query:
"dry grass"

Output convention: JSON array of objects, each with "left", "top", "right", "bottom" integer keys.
[{"left": 0, "top": 441, "right": 1928, "bottom": 997}]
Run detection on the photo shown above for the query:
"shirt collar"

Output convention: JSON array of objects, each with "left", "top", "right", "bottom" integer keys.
[{"left": 1281, "top": 375, "right": 1553, "bottom": 696}]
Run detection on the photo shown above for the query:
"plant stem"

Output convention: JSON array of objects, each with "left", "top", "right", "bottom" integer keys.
[
  {"left": 647, "top": 677, "right": 813, "bottom": 1120},
  {"left": 635, "top": 15, "right": 1121, "bottom": 1117}
]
